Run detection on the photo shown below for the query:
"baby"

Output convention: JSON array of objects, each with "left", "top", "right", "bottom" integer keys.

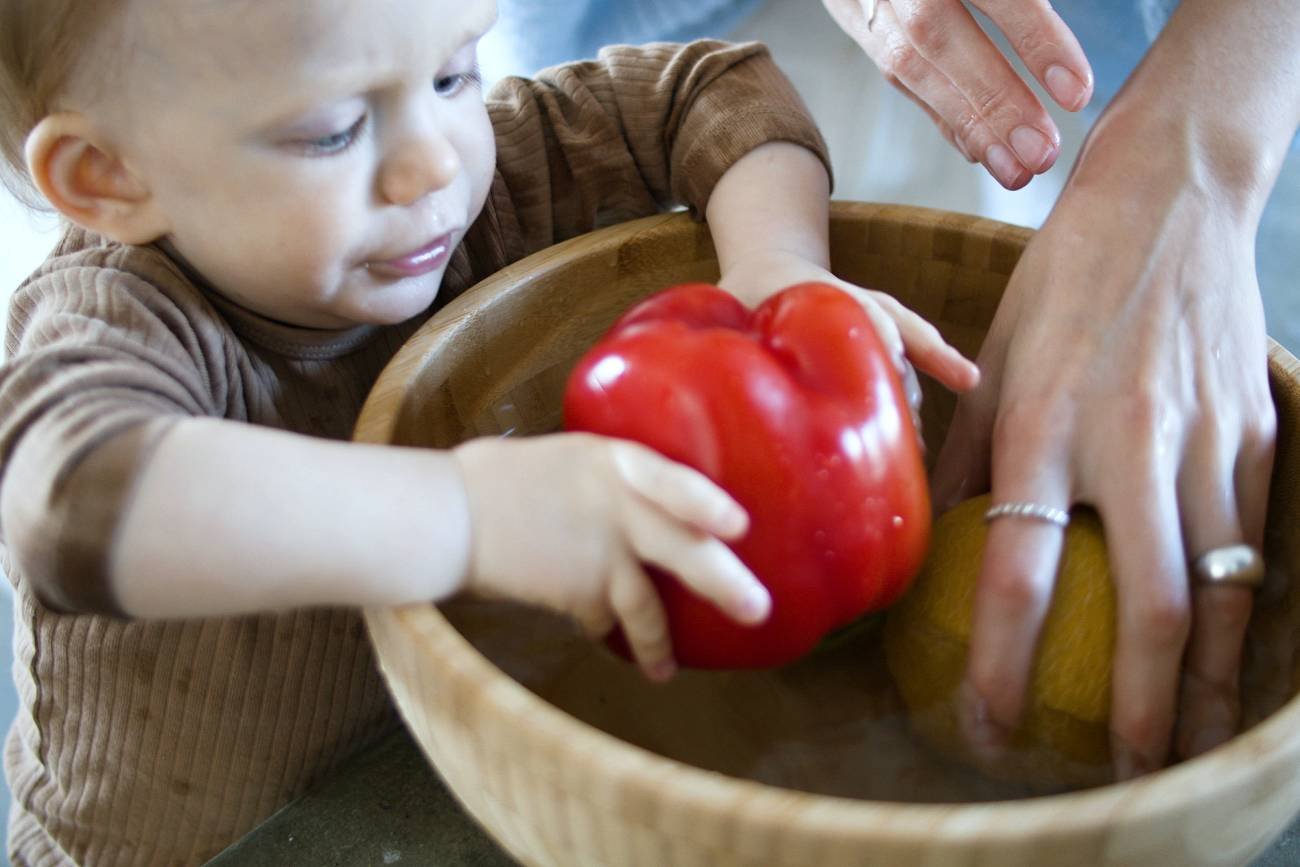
[{"left": 0, "top": 0, "right": 977, "bottom": 863}]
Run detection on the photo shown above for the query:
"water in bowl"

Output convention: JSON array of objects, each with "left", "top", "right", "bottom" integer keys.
[
  {"left": 448, "top": 598, "right": 1042, "bottom": 803},
  {"left": 445, "top": 549, "right": 1296, "bottom": 805}
]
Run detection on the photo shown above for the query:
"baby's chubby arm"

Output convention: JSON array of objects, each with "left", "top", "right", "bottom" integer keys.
[
  {"left": 113, "top": 419, "right": 769, "bottom": 680},
  {"left": 706, "top": 141, "right": 980, "bottom": 395}
]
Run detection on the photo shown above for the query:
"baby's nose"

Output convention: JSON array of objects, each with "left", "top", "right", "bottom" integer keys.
[{"left": 380, "top": 132, "right": 461, "bottom": 206}]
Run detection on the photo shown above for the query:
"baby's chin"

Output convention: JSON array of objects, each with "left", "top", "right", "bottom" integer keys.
[{"left": 346, "top": 268, "right": 447, "bottom": 326}]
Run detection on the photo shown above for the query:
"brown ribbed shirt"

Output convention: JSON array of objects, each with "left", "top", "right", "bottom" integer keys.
[{"left": 0, "top": 42, "right": 828, "bottom": 866}]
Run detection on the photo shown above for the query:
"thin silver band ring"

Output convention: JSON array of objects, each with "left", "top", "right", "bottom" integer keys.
[{"left": 984, "top": 501, "right": 1071, "bottom": 528}]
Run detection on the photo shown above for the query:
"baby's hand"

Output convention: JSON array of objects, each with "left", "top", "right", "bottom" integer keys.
[
  {"left": 452, "top": 433, "right": 771, "bottom": 681},
  {"left": 718, "top": 251, "right": 979, "bottom": 397}
]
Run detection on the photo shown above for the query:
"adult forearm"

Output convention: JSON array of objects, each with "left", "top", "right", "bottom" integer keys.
[
  {"left": 1083, "top": 0, "right": 1300, "bottom": 215},
  {"left": 112, "top": 418, "right": 472, "bottom": 618}
]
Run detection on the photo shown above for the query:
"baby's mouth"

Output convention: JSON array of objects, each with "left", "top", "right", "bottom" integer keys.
[{"left": 366, "top": 233, "right": 454, "bottom": 279}]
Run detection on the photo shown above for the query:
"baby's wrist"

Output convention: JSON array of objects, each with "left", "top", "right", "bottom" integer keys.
[{"left": 447, "top": 437, "right": 518, "bottom": 601}]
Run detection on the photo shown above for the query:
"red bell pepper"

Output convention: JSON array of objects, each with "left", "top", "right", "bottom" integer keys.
[{"left": 563, "top": 282, "right": 930, "bottom": 669}]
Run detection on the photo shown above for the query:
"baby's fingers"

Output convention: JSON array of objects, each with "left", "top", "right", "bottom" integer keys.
[
  {"left": 871, "top": 292, "right": 980, "bottom": 392},
  {"left": 622, "top": 492, "right": 770, "bottom": 627},
  {"left": 608, "top": 555, "right": 677, "bottom": 682},
  {"left": 612, "top": 442, "right": 748, "bottom": 539}
]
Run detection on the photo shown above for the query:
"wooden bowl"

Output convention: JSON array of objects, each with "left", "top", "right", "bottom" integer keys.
[{"left": 355, "top": 202, "right": 1300, "bottom": 866}]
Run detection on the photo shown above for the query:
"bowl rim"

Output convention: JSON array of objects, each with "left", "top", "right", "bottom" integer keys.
[
  {"left": 356, "top": 204, "right": 1300, "bottom": 846},
  {"left": 367, "top": 599, "right": 1300, "bottom": 843}
]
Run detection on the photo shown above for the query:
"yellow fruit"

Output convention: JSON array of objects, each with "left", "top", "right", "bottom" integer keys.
[{"left": 884, "top": 494, "right": 1115, "bottom": 789}]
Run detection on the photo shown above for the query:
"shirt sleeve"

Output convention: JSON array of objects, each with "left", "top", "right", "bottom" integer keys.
[
  {"left": 0, "top": 247, "right": 227, "bottom": 615},
  {"left": 483, "top": 39, "right": 832, "bottom": 256}
]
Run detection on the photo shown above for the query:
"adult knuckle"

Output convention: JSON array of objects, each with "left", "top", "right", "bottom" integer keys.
[
  {"left": 966, "top": 667, "right": 1018, "bottom": 716},
  {"left": 1010, "top": 22, "right": 1049, "bottom": 63},
  {"left": 1011, "top": 28, "right": 1036, "bottom": 59},
  {"left": 883, "top": 33, "right": 924, "bottom": 84},
  {"left": 1114, "top": 706, "right": 1168, "bottom": 755},
  {"left": 1133, "top": 587, "right": 1191, "bottom": 647},
  {"left": 902, "top": 7, "right": 950, "bottom": 57},
  {"left": 951, "top": 110, "right": 985, "bottom": 153},
  {"left": 1243, "top": 401, "right": 1278, "bottom": 451},
  {"left": 1116, "top": 386, "right": 1164, "bottom": 441},
  {"left": 970, "top": 83, "right": 1015, "bottom": 126},
  {"left": 984, "top": 570, "right": 1047, "bottom": 620}
]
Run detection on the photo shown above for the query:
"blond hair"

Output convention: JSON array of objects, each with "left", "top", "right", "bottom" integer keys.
[{"left": 0, "top": 1, "right": 120, "bottom": 209}]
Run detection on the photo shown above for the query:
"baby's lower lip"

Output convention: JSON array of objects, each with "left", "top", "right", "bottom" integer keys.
[{"left": 368, "top": 234, "right": 453, "bottom": 278}]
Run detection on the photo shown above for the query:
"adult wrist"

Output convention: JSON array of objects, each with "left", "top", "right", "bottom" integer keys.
[{"left": 1070, "top": 99, "right": 1278, "bottom": 225}]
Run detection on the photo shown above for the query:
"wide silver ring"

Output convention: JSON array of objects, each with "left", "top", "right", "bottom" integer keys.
[
  {"left": 983, "top": 501, "right": 1070, "bottom": 528},
  {"left": 1191, "top": 544, "right": 1265, "bottom": 590}
]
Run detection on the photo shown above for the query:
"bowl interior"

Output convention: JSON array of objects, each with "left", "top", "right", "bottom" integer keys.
[{"left": 358, "top": 202, "right": 1300, "bottom": 804}]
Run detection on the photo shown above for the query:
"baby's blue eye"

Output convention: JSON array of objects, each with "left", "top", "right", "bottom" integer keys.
[
  {"left": 433, "top": 66, "right": 482, "bottom": 97},
  {"left": 303, "top": 115, "right": 367, "bottom": 155}
]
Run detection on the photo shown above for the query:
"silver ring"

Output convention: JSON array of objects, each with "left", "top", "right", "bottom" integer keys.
[
  {"left": 1191, "top": 544, "right": 1265, "bottom": 590},
  {"left": 983, "top": 501, "right": 1070, "bottom": 528}
]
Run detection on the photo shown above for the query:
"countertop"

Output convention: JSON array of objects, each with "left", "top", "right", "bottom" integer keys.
[{"left": 211, "top": 726, "right": 1300, "bottom": 866}]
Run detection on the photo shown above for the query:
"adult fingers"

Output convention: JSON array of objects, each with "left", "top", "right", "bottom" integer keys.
[
  {"left": 895, "top": 82, "right": 975, "bottom": 162},
  {"left": 929, "top": 366, "right": 1002, "bottom": 513},
  {"left": 958, "top": 416, "right": 1070, "bottom": 758},
  {"left": 834, "top": 0, "right": 1032, "bottom": 187},
  {"left": 968, "top": 0, "right": 1094, "bottom": 111},
  {"left": 1235, "top": 409, "right": 1276, "bottom": 547},
  {"left": 621, "top": 493, "right": 771, "bottom": 627},
  {"left": 1102, "top": 475, "right": 1189, "bottom": 780},
  {"left": 607, "top": 554, "right": 677, "bottom": 682},
  {"left": 611, "top": 442, "right": 748, "bottom": 539},
  {"left": 927, "top": 244, "right": 1022, "bottom": 513},
  {"left": 886, "top": 0, "right": 1062, "bottom": 185},
  {"left": 1174, "top": 422, "right": 1273, "bottom": 758}
]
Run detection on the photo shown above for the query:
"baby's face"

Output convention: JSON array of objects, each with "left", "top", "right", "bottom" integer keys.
[{"left": 92, "top": 0, "right": 498, "bottom": 328}]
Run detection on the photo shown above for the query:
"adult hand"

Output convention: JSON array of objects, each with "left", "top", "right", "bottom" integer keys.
[
  {"left": 930, "top": 119, "right": 1276, "bottom": 778},
  {"left": 822, "top": 0, "right": 1093, "bottom": 189}
]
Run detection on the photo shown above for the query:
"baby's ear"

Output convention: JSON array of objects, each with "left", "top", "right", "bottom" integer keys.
[{"left": 25, "top": 112, "right": 170, "bottom": 244}]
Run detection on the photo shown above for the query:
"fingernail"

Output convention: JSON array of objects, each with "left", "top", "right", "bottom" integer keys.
[
  {"left": 1187, "top": 725, "right": 1233, "bottom": 757},
  {"left": 648, "top": 659, "right": 677, "bottom": 683},
  {"left": 719, "top": 503, "right": 748, "bottom": 538},
  {"left": 985, "top": 144, "right": 1028, "bottom": 189},
  {"left": 1045, "top": 65, "right": 1087, "bottom": 111},
  {"left": 739, "top": 585, "right": 771, "bottom": 624},
  {"left": 1009, "top": 126, "right": 1054, "bottom": 173}
]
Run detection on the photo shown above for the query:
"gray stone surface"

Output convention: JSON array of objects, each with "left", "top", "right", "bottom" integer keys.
[{"left": 209, "top": 730, "right": 515, "bottom": 867}]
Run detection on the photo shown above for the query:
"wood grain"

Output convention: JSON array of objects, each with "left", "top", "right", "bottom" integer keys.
[{"left": 355, "top": 202, "right": 1300, "bottom": 867}]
